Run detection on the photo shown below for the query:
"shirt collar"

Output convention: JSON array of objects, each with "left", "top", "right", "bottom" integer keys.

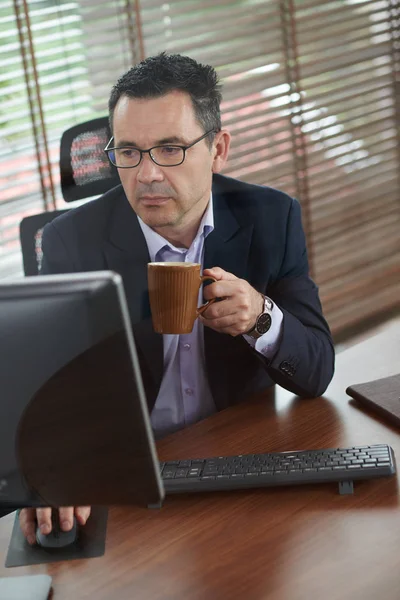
[{"left": 137, "top": 193, "right": 214, "bottom": 262}]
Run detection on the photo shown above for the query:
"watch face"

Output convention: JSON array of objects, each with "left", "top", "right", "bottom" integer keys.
[{"left": 256, "top": 313, "right": 272, "bottom": 334}]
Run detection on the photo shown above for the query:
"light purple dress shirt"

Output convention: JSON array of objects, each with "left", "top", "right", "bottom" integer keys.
[{"left": 138, "top": 195, "right": 283, "bottom": 438}]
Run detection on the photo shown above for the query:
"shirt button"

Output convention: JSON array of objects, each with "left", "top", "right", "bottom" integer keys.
[
  {"left": 183, "top": 343, "right": 191, "bottom": 351},
  {"left": 185, "top": 388, "right": 194, "bottom": 396}
]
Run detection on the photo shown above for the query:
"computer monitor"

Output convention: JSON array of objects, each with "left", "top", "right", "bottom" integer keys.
[{"left": 0, "top": 271, "right": 164, "bottom": 511}]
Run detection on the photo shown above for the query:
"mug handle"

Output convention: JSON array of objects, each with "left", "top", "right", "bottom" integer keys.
[{"left": 197, "top": 276, "right": 217, "bottom": 316}]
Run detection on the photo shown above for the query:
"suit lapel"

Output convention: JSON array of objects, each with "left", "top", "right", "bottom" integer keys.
[
  {"left": 204, "top": 177, "right": 254, "bottom": 410},
  {"left": 205, "top": 176, "right": 253, "bottom": 283},
  {"left": 102, "top": 193, "right": 164, "bottom": 404}
]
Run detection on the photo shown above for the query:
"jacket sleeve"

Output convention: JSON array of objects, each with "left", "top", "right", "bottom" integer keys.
[{"left": 261, "top": 198, "right": 335, "bottom": 398}]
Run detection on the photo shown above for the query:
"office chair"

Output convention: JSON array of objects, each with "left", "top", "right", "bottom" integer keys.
[
  {"left": 19, "top": 210, "right": 69, "bottom": 276},
  {"left": 19, "top": 117, "right": 120, "bottom": 275}
]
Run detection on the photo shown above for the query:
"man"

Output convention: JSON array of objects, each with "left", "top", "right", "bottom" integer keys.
[{"left": 20, "top": 53, "right": 334, "bottom": 543}]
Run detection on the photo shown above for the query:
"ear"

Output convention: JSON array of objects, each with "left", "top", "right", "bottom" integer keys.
[{"left": 211, "top": 130, "right": 231, "bottom": 173}]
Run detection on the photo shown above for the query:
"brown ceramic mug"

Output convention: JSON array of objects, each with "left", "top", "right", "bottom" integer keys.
[{"left": 147, "top": 262, "right": 217, "bottom": 334}]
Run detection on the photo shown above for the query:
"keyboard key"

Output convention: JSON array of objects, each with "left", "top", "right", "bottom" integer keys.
[
  {"left": 188, "top": 468, "right": 202, "bottom": 477},
  {"left": 371, "top": 453, "right": 389, "bottom": 458},
  {"left": 175, "top": 469, "right": 189, "bottom": 478},
  {"left": 163, "top": 469, "right": 176, "bottom": 476}
]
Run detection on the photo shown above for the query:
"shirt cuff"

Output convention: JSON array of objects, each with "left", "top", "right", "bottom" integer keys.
[{"left": 243, "top": 301, "right": 284, "bottom": 358}]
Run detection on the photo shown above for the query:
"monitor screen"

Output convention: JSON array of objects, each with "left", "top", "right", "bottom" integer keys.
[{"left": 0, "top": 271, "right": 164, "bottom": 510}]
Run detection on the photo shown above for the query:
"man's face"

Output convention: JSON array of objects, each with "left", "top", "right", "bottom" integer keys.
[{"left": 111, "top": 91, "right": 217, "bottom": 232}]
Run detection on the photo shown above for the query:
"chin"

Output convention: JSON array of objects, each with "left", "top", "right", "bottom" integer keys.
[{"left": 140, "top": 212, "right": 177, "bottom": 229}]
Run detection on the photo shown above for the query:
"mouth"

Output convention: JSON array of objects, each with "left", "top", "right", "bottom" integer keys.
[{"left": 139, "top": 196, "right": 171, "bottom": 206}]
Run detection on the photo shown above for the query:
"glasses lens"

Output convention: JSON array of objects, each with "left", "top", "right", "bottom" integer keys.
[
  {"left": 151, "top": 146, "right": 184, "bottom": 166},
  {"left": 107, "top": 150, "right": 116, "bottom": 165},
  {"left": 112, "top": 148, "right": 141, "bottom": 167}
]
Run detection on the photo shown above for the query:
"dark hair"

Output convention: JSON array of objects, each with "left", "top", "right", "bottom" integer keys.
[{"left": 108, "top": 53, "right": 222, "bottom": 147}]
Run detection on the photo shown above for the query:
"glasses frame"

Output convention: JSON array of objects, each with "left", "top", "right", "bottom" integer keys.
[{"left": 104, "top": 129, "right": 218, "bottom": 169}]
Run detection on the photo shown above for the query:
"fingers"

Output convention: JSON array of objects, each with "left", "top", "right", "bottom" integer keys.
[
  {"left": 202, "top": 289, "right": 253, "bottom": 323},
  {"left": 58, "top": 506, "right": 91, "bottom": 530},
  {"left": 58, "top": 506, "right": 76, "bottom": 531},
  {"left": 203, "top": 267, "right": 237, "bottom": 281},
  {"left": 201, "top": 300, "right": 237, "bottom": 321},
  {"left": 36, "top": 507, "right": 53, "bottom": 535},
  {"left": 75, "top": 506, "right": 91, "bottom": 526},
  {"left": 203, "top": 279, "right": 243, "bottom": 301},
  {"left": 19, "top": 505, "right": 92, "bottom": 545},
  {"left": 19, "top": 508, "right": 37, "bottom": 546}
]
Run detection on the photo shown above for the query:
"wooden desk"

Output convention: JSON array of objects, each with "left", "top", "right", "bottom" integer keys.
[{"left": 1, "top": 319, "right": 400, "bottom": 599}]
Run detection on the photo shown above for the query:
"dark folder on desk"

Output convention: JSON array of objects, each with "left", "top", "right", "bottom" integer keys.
[{"left": 346, "top": 373, "right": 400, "bottom": 427}]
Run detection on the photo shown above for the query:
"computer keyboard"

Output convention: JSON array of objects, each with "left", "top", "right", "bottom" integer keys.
[{"left": 160, "top": 444, "right": 396, "bottom": 496}]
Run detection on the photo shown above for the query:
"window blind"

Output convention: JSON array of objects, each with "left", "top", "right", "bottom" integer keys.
[
  {"left": 1, "top": 0, "right": 399, "bottom": 339},
  {"left": 290, "top": 0, "right": 400, "bottom": 335},
  {"left": 0, "top": 0, "right": 139, "bottom": 278}
]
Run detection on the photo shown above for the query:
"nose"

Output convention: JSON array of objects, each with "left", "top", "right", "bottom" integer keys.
[{"left": 136, "top": 152, "right": 164, "bottom": 184}]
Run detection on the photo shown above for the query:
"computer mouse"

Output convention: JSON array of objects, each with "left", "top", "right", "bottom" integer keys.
[{"left": 36, "top": 515, "right": 78, "bottom": 549}]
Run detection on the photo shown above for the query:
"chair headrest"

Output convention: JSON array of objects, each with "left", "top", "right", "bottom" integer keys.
[{"left": 60, "top": 116, "right": 120, "bottom": 203}]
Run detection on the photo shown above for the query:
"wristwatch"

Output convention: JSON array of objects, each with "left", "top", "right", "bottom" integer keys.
[{"left": 245, "top": 295, "right": 273, "bottom": 339}]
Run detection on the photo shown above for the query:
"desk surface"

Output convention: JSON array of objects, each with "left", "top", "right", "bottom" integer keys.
[{"left": 1, "top": 318, "right": 400, "bottom": 600}]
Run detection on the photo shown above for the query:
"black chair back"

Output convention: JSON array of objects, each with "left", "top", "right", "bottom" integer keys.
[
  {"left": 19, "top": 210, "right": 69, "bottom": 276},
  {"left": 60, "top": 116, "right": 120, "bottom": 203}
]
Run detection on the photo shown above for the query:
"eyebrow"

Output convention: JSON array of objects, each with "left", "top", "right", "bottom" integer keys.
[{"left": 114, "top": 136, "right": 187, "bottom": 147}]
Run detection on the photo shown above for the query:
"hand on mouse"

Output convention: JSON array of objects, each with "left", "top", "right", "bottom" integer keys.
[{"left": 19, "top": 506, "right": 91, "bottom": 545}]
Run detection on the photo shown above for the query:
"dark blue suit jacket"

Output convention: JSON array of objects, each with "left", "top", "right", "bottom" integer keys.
[{"left": 41, "top": 173, "right": 334, "bottom": 413}]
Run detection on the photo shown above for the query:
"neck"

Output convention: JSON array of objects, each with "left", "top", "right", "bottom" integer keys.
[{"left": 154, "top": 224, "right": 199, "bottom": 249}]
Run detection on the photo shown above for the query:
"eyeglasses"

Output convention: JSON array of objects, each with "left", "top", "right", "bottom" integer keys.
[{"left": 104, "top": 129, "right": 217, "bottom": 169}]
